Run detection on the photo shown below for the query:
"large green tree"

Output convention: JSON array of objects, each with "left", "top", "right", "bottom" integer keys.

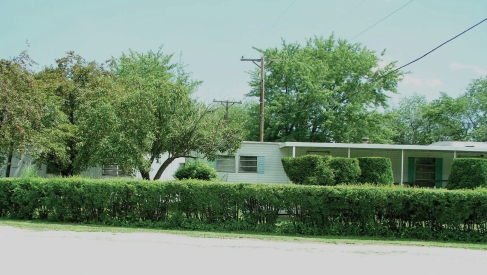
[
  {"left": 34, "top": 52, "right": 115, "bottom": 176},
  {"left": 75, "top": 50, "right": 245, "bottom": 180},
  {"left": 245, "top": 35, "right": 403, "bottom": 143},
  {"left": 385, "top": 94, "right": 434, "bottom": 145},
  {"left": 0, "top": 52, "right": 44, "bottom": 177}
]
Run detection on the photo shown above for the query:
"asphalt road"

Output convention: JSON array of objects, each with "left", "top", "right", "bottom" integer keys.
[{"left": 0, "top": 226, "right": 485, "bottom": 275}]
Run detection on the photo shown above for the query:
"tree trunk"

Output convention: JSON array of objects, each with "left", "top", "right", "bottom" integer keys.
[
  {"left": 153, "top": 157, "right": 177, "bottom": 181},
  {"left": 5, "top": 151, "right": 13, "bottom": 178},
  {"left": 140, "top": 169, "right": 151, "bottom": 180}
]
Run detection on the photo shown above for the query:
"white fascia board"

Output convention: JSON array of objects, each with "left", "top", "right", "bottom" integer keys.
[{"left": 276, "top": 141, "right": 487, "bottom": 153}]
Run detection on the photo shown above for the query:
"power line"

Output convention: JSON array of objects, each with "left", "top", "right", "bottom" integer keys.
[
  {"left": 270, "top": 17, "right": 487, "bottom": 117},
  {"left": 327, "top": 0, "right": 367, "bottom": 32},
  {"left": 389, "top": 17, "right": 487, "bottom": 74},
  {"left": 271, "top": 0, "right": 298, "bottom": 29},
  {"left": 350, "top": 0, "right": 414, "bottom": 41}
]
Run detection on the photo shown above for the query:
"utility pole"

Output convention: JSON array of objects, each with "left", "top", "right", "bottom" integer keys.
[
  {"left": 241, "top": 56, "right": 283, "bottom": 142},
  {"left": 213, "top": 99, "right": 242, "bottom": 122}
]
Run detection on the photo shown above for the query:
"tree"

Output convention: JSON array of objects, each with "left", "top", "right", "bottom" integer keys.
[
  {"left": 245, "top": 35, "right": 403, "bottom": 143},
  {"left": 462, "top": 77, "right": 487, "bottom": 141},
  {"left": 34, "top": 52, "right": 115, "bottom": 176},
  {"left": 76, "top": 49, "right": 245, "bottom": 180},
  {"left": 385, "top": 94, "right": 434, "bottom": 145},
  {"left": 0, "top": 52, "right": 44, "bottom": 177}
]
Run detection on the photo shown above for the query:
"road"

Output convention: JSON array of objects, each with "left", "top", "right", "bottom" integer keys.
[{"left": 0, "top": 226, "right": 485, "bottom": 275}]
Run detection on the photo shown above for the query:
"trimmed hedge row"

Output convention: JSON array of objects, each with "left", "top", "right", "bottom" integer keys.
[
  {"left": 2, "top": 178, "right": 487, "bottom": 242},
  {"left": 282, "top": 155, "right": 393, "bottom": 185},
  {"left": 174, "top": 161, "right": 217, "bottom": 181},
  {"left": 357, "top": 157, "right": 394, "bottom": 185},
  {"left": 448, "top": 158, "right": 487, "bottom": 190}
]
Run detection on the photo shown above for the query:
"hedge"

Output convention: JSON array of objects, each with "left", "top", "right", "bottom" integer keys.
[
  {"left": 174, "top": 161, "right": 217, "bottom": 181},
  {"left": 1, "top": 178, "right": 487, "bottom": 242},
  {"left": 329, "top": 157, "right": 361, "bottom": 184},
  {"left": 447, "top": 158, "right": 487, "bottom": 190},
  {"left": 358, "top": 157, "right": 394, "bottom": 185},
  {"left": 281, "top": 155, "right": 334, "bottom": 185}
]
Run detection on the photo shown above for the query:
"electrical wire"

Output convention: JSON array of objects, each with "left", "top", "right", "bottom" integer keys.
[
  {"left": 273, "top": 17, "right": 487, "bottom": 117},
  {"left": 350, "top": 0, "right": 414, "bottom": 41},
  {"left": 389, "top": 17, "right": 487, "bottom": 74},
  {"left": 271, "top": 0, "right": 298, "bottom": 29},
  {"left": 327, "top": 0, "right": 367, "bottom": 32}
]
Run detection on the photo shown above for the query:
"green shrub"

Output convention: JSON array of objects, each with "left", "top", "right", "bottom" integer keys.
[
  {"left": 357, "top": 157, "right": 394, "bottom": 185},
  {"left": 281, "top": 155, "right": 334, "bottom": 185},
  {"left": 2, "top": 178, "right": 487, "bottom": 242},
  {"left": 329, "top": 157, "right": 361, "bottom": 184},
  {"left": 447, "top": 158, "right": 487, "bottom": 190},
  {"left": 174, "top": 162, "right": 217, "bottom": 181}
]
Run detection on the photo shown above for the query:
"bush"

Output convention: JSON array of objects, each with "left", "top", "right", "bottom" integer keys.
[
  {"left": 2, "top": 178, "right": 487, "bottom": 242},
  {"left": 281, "top": 155, "right": 334, "bottom": 185},
  {"left": 357, "top": 157, "right": 394, "bottom": 185},
  {"left": 174, "top": 161, "right": 217, "bottom": 181},
  {"left": 329, "top": 157, "right": 361, "bottom": 184},
  {"left": 447, "top": 158, "right": 487, "bottom": 190}
]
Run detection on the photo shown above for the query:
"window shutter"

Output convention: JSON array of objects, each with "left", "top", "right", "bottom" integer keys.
[
  {"left": 435, "top": 158, "right": 443, "bottom": 188},
  {"left": 208, "top": 160, "right": 217, "bottom": 170},
  {"left": 408, "top": 157, "right": 415, "bottom": 183},
  {"left": 257, "top": 156, "right": 265, "bottom": 174}
]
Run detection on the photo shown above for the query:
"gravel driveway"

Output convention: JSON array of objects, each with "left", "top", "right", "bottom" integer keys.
[{"left": 0, "top": 226, "right": 485, "bottom": 275}]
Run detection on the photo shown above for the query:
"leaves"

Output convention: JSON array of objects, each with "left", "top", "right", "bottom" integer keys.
[{"left": 246, "top": 35, "right": 403, "bottom": 143}]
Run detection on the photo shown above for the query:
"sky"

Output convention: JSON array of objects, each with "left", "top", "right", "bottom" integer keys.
[{"left": 1, "top": 0, "right": 486, "bottom": 107}]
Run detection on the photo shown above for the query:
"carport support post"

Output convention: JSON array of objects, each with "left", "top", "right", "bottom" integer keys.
[
  {"left": 400, "top": 149, "right": 404, "bottom": 185},
  {"left": 292, "top": 146, "right": 295, "bottom": 158},
  {"left": 454, "top": 151, "right": 456, "bottom": 159},
  {"left": 348, "top": 148, "right": 350, "bottom": 158}
]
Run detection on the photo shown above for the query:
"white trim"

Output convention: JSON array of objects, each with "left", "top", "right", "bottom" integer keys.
[
  {"left": 348, "top": 148, "right": 351, "bottom": 158},
  {"left": 292, "top": 146, "right": 295, "bottom": 158},
  {"left": 401, "top": 149, "right": 404, "bottom": 185},
  {"left": 277, "top": 141, "right": 487, "bottom": 153}
]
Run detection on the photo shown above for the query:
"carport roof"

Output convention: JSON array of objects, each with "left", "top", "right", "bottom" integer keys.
[{"left": 277, "top": 141, "right": 487, "bottom": 153}]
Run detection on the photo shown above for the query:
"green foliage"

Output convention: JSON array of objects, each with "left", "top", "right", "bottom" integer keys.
[
  {"left": 385, "top": 77, "right": 487, "bottom": 144},
  {"left": 75, "top": 49, "right": 244, "bottom": 180},
  {"left": 174, "top": 162, "right": 217, "bottom": 181},
  {"left": 20, "top": 166, "right": 39, "bottom": 179},
  {"left": 329, "top": 157, "right": 361, "bottom": 184},
  {"left": 34, "top": 51, "right": 115, "bottom": 177},
  {"left": 358, "top": 157, "right": 394, "bottom": 185},
  {"left": 2, "top": 178, "right": 487, "bottom": 242},
  {"left": 245, "top": 35, "right": 402, "bottom": 143},
  {"left": 0, "top": 51, "right": 44, "bottom": 176},
  {"left": 447, "top": 158, "right": 487, "bottom": 190},
  {"left": 281, "top": 155, "right": 334, "bottom": 185}
]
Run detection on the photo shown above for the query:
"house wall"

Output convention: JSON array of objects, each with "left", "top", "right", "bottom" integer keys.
[
  {"left": 217, "top": 142, "right": 290, "bottom": 184},
  {"left": 1, "top": 153, "right": 184, "bottom": 181},
  {"left": 134, "top": 153, "right": 186, "bottom": 181}
]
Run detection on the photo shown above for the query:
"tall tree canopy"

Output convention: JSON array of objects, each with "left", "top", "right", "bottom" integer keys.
[
  {"left": 246, "top": 35, "right": 403, "bottom": 143},
  {"left": 35, "top": 52, "right": 115, "bottom": 176},
  {"left": 75, "top": 50, "right": 245, "bottom": 180},
  {"left": 0, "top": 52, "right": 44, "bottom": 177}
]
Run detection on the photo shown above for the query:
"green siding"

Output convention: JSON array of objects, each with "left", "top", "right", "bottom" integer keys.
[
  {"left": 408, "top": 157, "right": 415, "bottom": 183},
  {"left": 435, "top": 158, "right": 443, "bottom": 188},
  {"left": 257, "top": 156, "right": 265, "bottom": 174}
]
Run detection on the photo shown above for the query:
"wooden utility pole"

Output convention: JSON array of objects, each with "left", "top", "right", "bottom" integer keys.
[
  {"left": 213, "top": 99, "right": 242, "bottom": 122},
  {"left": 241, "top": 56, "right": 283, "bottom": 142}
]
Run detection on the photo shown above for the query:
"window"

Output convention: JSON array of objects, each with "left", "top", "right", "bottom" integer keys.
[
  {"left": 216, "top": 156, "right": 235, "bottom": 172},
  {"left": 239, "top": 156, "right": 257, "bottom": 173},
  {"left": 415, "top": 158, "right": 436, "bottom": 180},
  {"left": 102, "top": 164, "right": 129, "bottom": 177}
]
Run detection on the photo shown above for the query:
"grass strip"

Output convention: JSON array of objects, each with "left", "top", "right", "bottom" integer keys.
[{"left": 1, "top": 218, "right": 486, "bottom": 250}]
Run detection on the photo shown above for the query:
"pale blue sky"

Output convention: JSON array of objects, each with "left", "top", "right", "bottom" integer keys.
[{"left": 1, "top": 0, "right": 486, "bottom": 106}]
